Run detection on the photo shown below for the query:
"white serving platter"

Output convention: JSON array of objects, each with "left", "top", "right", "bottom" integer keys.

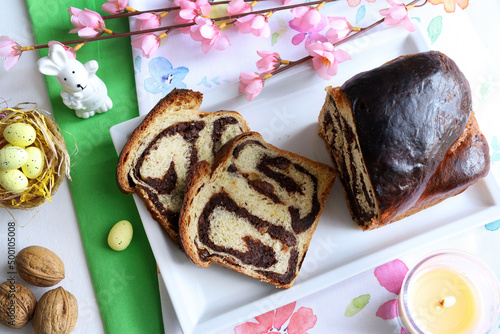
[{"left": 110, "top": 25, "right": 500, "bottom": 334}]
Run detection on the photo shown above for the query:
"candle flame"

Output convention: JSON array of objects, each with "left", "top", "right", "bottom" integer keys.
[{"left": 437, "top": 296, "right": 457, "bottom": 310}]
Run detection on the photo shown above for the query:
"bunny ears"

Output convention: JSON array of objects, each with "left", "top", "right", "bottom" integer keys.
[{"left": 37, "top": 44, "right": 70, "bottom": 76}]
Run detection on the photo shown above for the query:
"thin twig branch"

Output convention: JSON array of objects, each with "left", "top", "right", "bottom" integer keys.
[{"left": 102, "top": 0, "right": 271, "bottom": 20}]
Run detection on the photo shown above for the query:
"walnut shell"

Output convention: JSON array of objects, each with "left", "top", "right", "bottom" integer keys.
[
  {"left": 0, "top": 281, "right": 37, "bottom": 329},
  {"left": 33, "top": 287, "right": 78, "bottom": 334},
  {"left": 16, "top": 246, "right": 65, "bottom": 287}
]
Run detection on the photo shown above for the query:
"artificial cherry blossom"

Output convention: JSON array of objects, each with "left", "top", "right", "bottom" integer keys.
[
  {"left": 239, "top": 72, "right": 268, "bottom": 101},
  {"left": 177, "top": 0, "right": 212, "bottom": 23},
  {"left": 227, "top": 0, "right": 253, "bottom": 16},
  {"left": 0, "top": 36, "right": 21, "bottom": 71},
  {"left": 48, "top": 41, "right": 77, "bottom": 59},
  {"left": 289, "top": 6, "right": 325, "bottom": 32},
  {"left": 135, "top": 12, "right": 163, "bottom": 30},
  {"left": 131, "top": 33, "right": 162, "bottom": 58},
  {"left": 325, "top": 17, "right": 354, "bottom": 44},
  {"left": 69, "top": 7, "right": 109, "bottom": 37},
  {"left": 190, "top": 17, "right": 230, "bottom": 53},
  {"left": 235, "top": 14, "right": 271, "bottom": 38},
  {"left": 379, "top": 0, "right": 415, "bottom": 32},
  {"left": 101, "top": 0, "right": 129, "bottom": 14},
  {"left": 289, "top": 14, "right": 327, "bottom": 46},
  {"left": 256, "top": 51, "right": 288, "bottom": 73},
  {"left": 306, "top": 41, "right": 351, "bottom": 80}
]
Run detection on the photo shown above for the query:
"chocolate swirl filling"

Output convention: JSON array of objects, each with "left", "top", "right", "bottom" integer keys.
[{"left": 198, "top": 192, "right": 297, "bottom": 269}]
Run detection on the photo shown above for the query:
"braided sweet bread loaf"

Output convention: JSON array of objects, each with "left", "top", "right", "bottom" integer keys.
[
  {"left": 179, "top": 132, "right": 335, "bottom": 288},
  {"left": 117, "top": 89, "right": 250, "bottom": 244},
  {"left": 318, "top": 51, "right": 490, "bottom": 230}
]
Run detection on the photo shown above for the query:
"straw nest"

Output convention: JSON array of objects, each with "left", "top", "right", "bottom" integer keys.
[{"left": 0, "top": 104, "right": 71, "bottom": 209}]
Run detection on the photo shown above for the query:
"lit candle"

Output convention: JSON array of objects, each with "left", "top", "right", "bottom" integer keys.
[{"left": 398, "top": 250, "right": 500, "bottom": 334}]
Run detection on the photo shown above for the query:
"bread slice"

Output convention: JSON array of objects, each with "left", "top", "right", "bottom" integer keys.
[
  {"left": 179, "top": 132, "right": 335, "bottom": 288},
  {"left": 117, "top": 89, "right": 250, "bottom": 244},
  {"left": 318, "top": 51, "right": 490, "bottom": 230}
]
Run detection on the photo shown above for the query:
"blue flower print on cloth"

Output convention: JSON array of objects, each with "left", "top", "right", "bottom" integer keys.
[{"left": 144, "top": 57, "right": 189, "bottom": 97}]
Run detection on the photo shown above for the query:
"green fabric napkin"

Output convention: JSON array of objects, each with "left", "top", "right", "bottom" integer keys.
[{"left": 26, "top": 1, "right": 164, "bottom": 333}]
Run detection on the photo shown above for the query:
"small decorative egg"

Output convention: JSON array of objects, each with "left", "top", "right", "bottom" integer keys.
[
  {"left": 0, "top": 169, "right": 29, "bottom": 193},
  {"left": 3, "top": 123, "right": 37, "bottom": 147},
  {"left": 22, "top": 147, "right": 45, "bottom": 179},
  {"left": 0, "top": 146, "right": 29, "bottom": 170},
  {"left": 108, "top": 220, "right": 133, "bottom": 251}
]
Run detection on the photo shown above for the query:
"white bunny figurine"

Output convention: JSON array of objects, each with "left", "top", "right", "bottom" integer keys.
[{"left": 37, "top": 44, "right": 113, "bottom": 119}]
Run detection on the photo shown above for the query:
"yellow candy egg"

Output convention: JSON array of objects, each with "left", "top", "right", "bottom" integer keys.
[
  {"left": 107, "top": 220, "right": 133, "bottom": 251},
  {"left": 22, "top": 147, "right": 45, "bottom": 179},
  {"left": 0, "top": 169, "right": 29, "bottom": 193},
  {"left": 0, "top": 146, "right": 29, "bottom": 170},
  {"left": 3, "top": 123, "right": 36, "bottom": 147}
]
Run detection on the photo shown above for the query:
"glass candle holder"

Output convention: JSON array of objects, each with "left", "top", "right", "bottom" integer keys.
[{"left": 398, "top": 250, "right": 500, "bottom": 334}]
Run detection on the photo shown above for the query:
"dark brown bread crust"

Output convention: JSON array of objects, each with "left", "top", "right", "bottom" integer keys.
[
  {"left": 319, "top": 51, "right": 490, "bottom": 229},
  {"left": 343, "top": 51, "right": 473, "bottom": 223}
]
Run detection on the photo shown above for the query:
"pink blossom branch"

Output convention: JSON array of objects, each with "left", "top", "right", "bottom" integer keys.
[
  {"left": 22, "top": 0, "right": 338, "bottom": 50},
  {"left": 270, "top": 0, "right": 426, "bottom": 77}
]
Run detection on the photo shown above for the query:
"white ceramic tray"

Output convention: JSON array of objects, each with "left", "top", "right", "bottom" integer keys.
[{"left": 110, "top": 26, "right": 500, "bottom": 334}]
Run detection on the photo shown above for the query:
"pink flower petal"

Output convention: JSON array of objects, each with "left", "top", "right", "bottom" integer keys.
[
  {"left": 227, "top": 0, "right": 252, "bottom": 15},
  {"left": 273, "top": 302, "right": 295, "bottom": 329},
  {"left": 287, "top": 307, "right": 317, "bottom": 334},
  {"left": 211, "top": 32, "right": 230, "bottom": 51},
  {"left": 78, "top": 9, "right": 102, "bottom": 27},
  {"left": 303, "top": 9, "right": 322, "bottom": 27},
  {"left": 200, "top": 3, "right": 213, "bottom": 16},
  {"left": 290, "top": 6, "right": 309, "bottom": 18},
  {"left": 292, "top": 33, "right": 305, "bottom": 45},
  {"left": 390, "top": 6, "right": 409, "bottom": 20},
  {"left": 388, "top": 0, "right": 403, "bottom": 6},
  {"left": 379, "top": 8, "right": 391, "bottom": 16},
  {"left": 347, "top": 0, "right": 361, "bottom": 6},
  {"left": 78, "top": 27, "right": 100, "bottom": 38},
  {"left": 374, "top": 259, "right": 408, "bottom": 295},
  {"left": 131, "top": 34, "right": 160, "bottom": 58},
  {"left": 4, "top": 54, "right": 20, "bottom": 71},
  {"left": 101, "top": 3, "right": 120, "bottom": 15},
  {"left": 403, "top": 16, "right": 416, "bottom": 32},
  {"left": 334, "top": 49, "right": 351, "bottom": 63},
  {"left": 376, "top": 299, "right": 399, "bottom": 320},
  {"left": 234, "top": 321, "right": 268, "bottom": 334},
  {"left": 68, "top": 7, "right": 81, "bottom": 15}
]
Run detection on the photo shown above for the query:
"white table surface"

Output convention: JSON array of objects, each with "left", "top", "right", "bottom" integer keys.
[{"left": 1, "top": 1, "right": 500, "bottom": 334}]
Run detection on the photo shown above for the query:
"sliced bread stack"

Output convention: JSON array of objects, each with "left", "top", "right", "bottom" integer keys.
[
  {"left": 117, "top": 89, "right": 335, "bottom": 288},
  {"left": 117, "top": 89, "right": 250, "bottom": 245}
]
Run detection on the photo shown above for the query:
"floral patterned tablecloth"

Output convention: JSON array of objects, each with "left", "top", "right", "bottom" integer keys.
[{"left": 127, "top": 0, "right": 500, "bottom": 333}]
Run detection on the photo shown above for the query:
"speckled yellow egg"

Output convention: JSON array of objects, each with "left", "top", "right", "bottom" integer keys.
[
  {"left": 3, "top": 123, "right": 36, "bottom": 147},
  {"left": 108, "top": 220, "right": 133, "bottom": 251},
  {"left": 21, "top": 147, "right": 45, "bottom": 179},
  {"left": 0, "top": 146, "right": 29, "bottom": 170},
  {"left": 0, "top": 169, "right": 29, "bottom": 193}
]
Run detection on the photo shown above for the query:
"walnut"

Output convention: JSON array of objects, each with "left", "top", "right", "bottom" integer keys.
[
  {"left": 33, "top": 286, "right": 78, "bottom": 334},
  {"left": 15, "top": 245, "right": 65, "bottom": 287},
  {"left": 0, "top": 280, "right": 36, "bottom": 329}
]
